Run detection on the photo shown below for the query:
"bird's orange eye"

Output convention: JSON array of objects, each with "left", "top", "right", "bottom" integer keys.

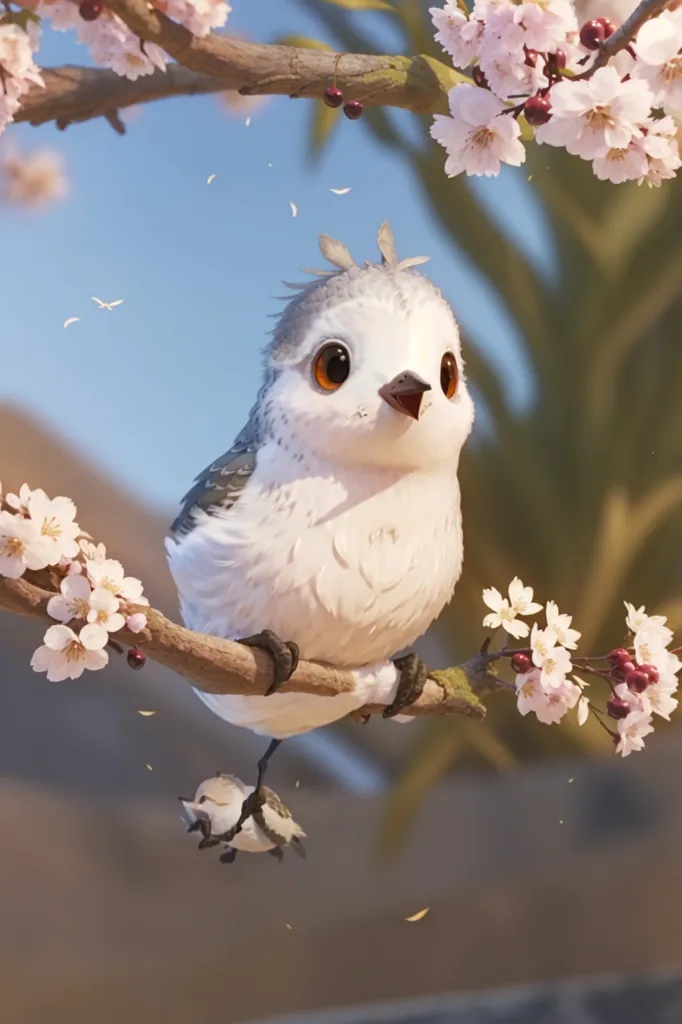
[
  {"left": 440, "top": 351, "right": 458, "bottom": 399},
  {"left": 313, "top": 343, "right": 351, "bottom": 391}
]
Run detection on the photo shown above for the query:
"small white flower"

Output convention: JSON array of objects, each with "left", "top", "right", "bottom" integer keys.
[
  {"left": 592, "top": 141, "right": 649, "bottom": 183},
  {"left": 616, "top": 710, "right": 655, "bottom": 757},
  {"left": 633, "top": 630, "right": 670, "bottom": 674},
  {"left": 530, "top": 623, "right": 558, "bottom": 664},
  {"left": 482, "top": 576, "right": 542, "bottom": 638},
  {"left": 27, "top": 491, "right": 81, "bottom": 564},
  {"left": 47, "top": 574, "right": 92, "bottom": 623},
  {"left": 577, "top": 695, "right": 590, "bottom": 725},
  {"left": 516, "top": 668, "right": 545, "bottom": 716},
  {"left": 31, "top": 623, "right": 109, "bottom": 682},
  {"left": 126, "top": 612, "right": 148, "bottom": 633},
  {"left": 545, "top": 600, "right": 581, "bottom": 649},
  {"left": 646, "top": 678, "right": 678, "bottom": 721},
  {"left": 624, "top": 602, "right": 673, "bottom": 647},
  {"left": 87, "top": 588, "right": 126, "bottom": 633},
  {"left": 79, "top": 538, "right": 107, "bottom": 562},
  {"left": 637, "top": 116, "right": 682, "bottom": 186},
  {"left": 632, "top": 8, "right": 682, "bottom": 111},
  {"left": 431, "top": 84, "right": 526, "bottom": 179},
  {"left": 0, "top": 510, "right": 52, "bottom": 579},
  {"left": 86, "top": 558, "right": 148, "bottom": 604},
  {"left": 535, "top": 66, "right": 653, "bottom": 159},
  {"left": 540, "top": 644, "right": 573, "bottom": 691},
  {"left": 5, "top": 483, "right": 47, "bottom": 515},
  {"left": 430, "top": 3, "right": 484, "bottom": 68},
  {"left": 516, "top": 669, "right": 580, "bottom": 724}
]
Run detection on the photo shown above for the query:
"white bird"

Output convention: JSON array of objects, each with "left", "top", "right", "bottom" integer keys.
[
  {"left": 91, "top": 296, "right": 124, "bottom": 310},
  {"left": 180, "top": 773, "right": 306, "bottom": 864},
  {"left": 166, "top": 221, "right": 475, "bottom": 776}
]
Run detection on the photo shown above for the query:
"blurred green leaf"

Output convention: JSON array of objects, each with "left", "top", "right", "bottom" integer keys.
[
  {"left": 321, "top": 0, "right": 395, "bottom": 9},
  {"left": 308, "top": 100, "right": 341, "bottom": 159}
]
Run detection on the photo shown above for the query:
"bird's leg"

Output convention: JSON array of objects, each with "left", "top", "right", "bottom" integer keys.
[
  {"left": 236, "top": 630, "right": 300, "bottom": 696},
  {"left": 220, "top": 847, "right": 238, "bottom": 865},
  {"left": 212, "top": 739, "right": 283, "bottom": 844},
  {"left": 382, "top": 653, "right": 429, "bottom": 718},
  {"left": 268, "top": 846, "right": 284, "bottom": 863}
]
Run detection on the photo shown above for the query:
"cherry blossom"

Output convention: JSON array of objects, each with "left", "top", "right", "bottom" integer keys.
[
  {"left": 85, "top": 558, "right": 148, "bottom": 604},
  {"left": 516, "top": 668, "right": 581, "bottom": 725},
  {"left": 545, "top": 600, "right": 581, "bottom": 649},
  {"left": 430, "top": 3, "right": 485, "bottom": 68},
  {"left": 535, "top": 66, "right": 653, "bottom": 159},
  {"left": 31, "top": 623, "right": 109, "bottom": 682},
  {"left": 592, "top": 140, "right": 649, "bottom": 183},
  {"left": 5, "top": 483, "right": 45, "bottom": 514},
  {"left": 616, "top": 710, "right": 655, "bottom": 757},
  {"left": 27, "top": 491, "right": 81, "bottom": 563},
  {"left": 577, "top": 694, "right": 590, "bottom": 725},
  {"left": 0, "top": 22, "right": 44, "bottom": 135},
  {"left": 87, "top": 589, "right": 126, "bottom": 633},
  {"left": 0, "top": 510, "right": 51, "bottom": 578},
  {"left": 431, "top": 84, "right": 526, "bottom": 178},
  {"left": 47, "top": 574, "right": 93, "bottom": 623},
  {"left": 159, "top": 0, "right": 232, "bottom": 38},
  {"left": 625, "top": 601, "right": 674, "bottom": 647},
  {"left": 631, "top": 8, "right": 682, "bottom": 111},
  {"left": 637, "top": 117, "right": 682, "bottom": 187}
]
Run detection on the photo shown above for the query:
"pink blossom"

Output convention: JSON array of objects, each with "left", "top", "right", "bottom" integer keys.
[
  {"left": 430, "top": 3, "right": 485, "bottom": 68},
  {"left": 632, "top": 8, "right": 682, "bottom": 112},
  {"left": 431, "top": 84, "right": 526, "bottom": 178},
  {"left": 126, "top": 612, "right": 148, "bottom": 634},
  {"left": 31, "top": 623, "right": 109, "bottom": 682},
  {"left": 616, "top": 710, "right": 655, "bottom": 757}
]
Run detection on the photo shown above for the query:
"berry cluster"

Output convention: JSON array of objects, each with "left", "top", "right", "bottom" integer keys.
[
  {"left": 606, "top": 648, "right": 659, "bottom": 719},
  {"left": 323, "top": 85, "right": 364, "bottom": 120}
]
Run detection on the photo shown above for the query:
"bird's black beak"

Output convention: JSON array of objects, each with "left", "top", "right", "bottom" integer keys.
[{"left": 378, "top": 371, "right": 432, "bottom": 421}]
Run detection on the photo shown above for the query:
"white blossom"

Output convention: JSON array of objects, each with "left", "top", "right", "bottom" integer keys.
[
  {"left": 85, "top": 558, "right": 147, "bottom": 604},
  {"left": 632, "top": 8, "right": 682, "bottom": 111},
  {"left": 592, "top": 141, "right": 649, "bottom": 183},
  {"left": 616, "top": 710, "right": 655, "bottom": 757},
  {"left": 535, "top": 66, "right": 653, "bottom": 159},
  {"left": 516, "top": 669, "right": 581, "bottom": 724},
  {"left": 637, "top": 116, "right": 682, "bottom": 187},
  {"left": 27, "top": 491, "right": 81, "bottom": 564},
  {"left": 624, "top": 601, "right": 673, "bottom": 646},
  {"left": 482, "top": 576, "right": 542, "bottom": 638},
  {"left": 87, "top": 589, "right": 126, "bottom": 633},
  {"left": 431, "top": 84, "right": 526, "bottom": 178},
  {"left": 577, "top": 694, "right": 590, "bottom": 725},
  {"left": 31, "top": 623, "right": 109, "bottom": 682},
  {"left": 47, "top": 574, "right": 93, "bottom": 623},
  {"left": 0, "top": 510, "right": 52, "bottom": 579},
  {"left": 126, "top": 612, "right": 148, "bottom": 633},
  {"left": 430, "top": 3, "right": 485, "bottom": 67},
  {"left": 545, "top": 600, "right": 581, "bottom": 649}
]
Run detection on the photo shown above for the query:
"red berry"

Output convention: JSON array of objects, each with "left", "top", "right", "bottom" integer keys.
[
  {"left": 524, "top": 48, "right": 539, "bottom": 67},
  {"left": 612, "top": 659, "right": 636, "bottom": 680},
  {"left": 551, "top": 49, "right": 567, "bottom": 70},
  {"left": 343, "top": 100, "right": 364, "bottom": 120},
  {"left": 579, "top": 17, "right": 615, "bottom": 50},
  {"left": 79, "top": 1, "right": 103, "bottom": 20},
  {"left": 511, "top": 652, "right": 532, "bottom": 674},
  {"left": 323, "top": 86, "right": 344, "bottom": 109},
  {"left": 607, "top": 696, "right": 631, "bottom": 720},
  {"left": 127, "top": 647, "right": 146, "bottom": 670},
  {"left": 608, "top": 648, "right": 632, "bottom": 667},
  {"left": 472, "top": 65, "right": 489, "bottom": 88},
  {"left": 627, "top": 669, "right": 650, "bottom": 694},
  {"left": 639, "top": 663, "right": 660, "bottom": 684},
  {"left": 524, "top": 95, "right": 552, "bottom": 126}
]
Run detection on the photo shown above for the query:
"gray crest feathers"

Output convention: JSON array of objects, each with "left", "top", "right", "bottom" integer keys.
[
  {"left": 377, "top": 220, "right": 398, "bottom": 269},
  {"left": 318, "top": 233, "right": 357, "bottom": 271}
]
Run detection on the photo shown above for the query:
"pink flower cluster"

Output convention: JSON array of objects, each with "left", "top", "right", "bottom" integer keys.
[
  {"left": 429, "top": 0, "right": 682, "bottom": 185},
  {"left": 481, "top": 578, "right": 681, "bottom": 757},
  {"left": 0, "top": 482, "right": 148, "bottom": 682},
  {"left": 0, "top": 19, "right": 43, "bottom": 135}
]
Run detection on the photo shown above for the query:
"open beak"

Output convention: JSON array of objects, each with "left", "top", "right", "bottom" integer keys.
[{"left": 378, "top": 371, "right": 432, "bottom": 421}]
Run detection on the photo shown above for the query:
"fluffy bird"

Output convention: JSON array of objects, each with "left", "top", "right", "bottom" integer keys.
[
  {"left": 180, "top": 773, "right": 306, "bottom": 864},
  {"left": 167, "top": 222, "right": 474, "bottom": 773}
]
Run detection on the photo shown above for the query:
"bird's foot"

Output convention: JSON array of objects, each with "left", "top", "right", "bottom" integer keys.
[
  {"left": 383, "top": 652, "right": 429, "bottom": 718},
  {"left": 268, "top": 846, "right": 284, "bottom": 863},
  {"left": 220, "top": 847, "right": 238, "bottom": 865},
  {"left": 212, "top": 738, "right": 282, "bottom": 845},
  {"left": 237, "top": 629, "right": 299, "bottom": 696}
]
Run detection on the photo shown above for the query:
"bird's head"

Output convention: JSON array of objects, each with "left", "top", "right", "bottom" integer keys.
[{"left": 259, "top": 222, "right": 474, "bottom": 472}]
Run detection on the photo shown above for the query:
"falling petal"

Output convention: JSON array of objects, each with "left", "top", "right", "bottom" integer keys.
[
  {"left": 289, "top": 201, "right": 298, "bottom": 218},
  {"left": 108, "top": 300, "right": 124, "bottom": 308},
  {"left": 91, "top": 297, "right": 105, "bottom": 307},
  {"left": 63, "top": 317, "right": 80, "bottom": 328},
  {"left": 137, "top": 710, "right": 157, "bottom": 717},
  {"left": 207, "top": 174, "right": 216, "bottom": 185},
  {"left": 329, "top": 187, "right": 352, "bottom": 195},
  {"left": 245, "top": 117, "right": 251, "bottom": 127},
  {"left": 559, "top": 819, "right": 564, "bottom": 824},
  {"left": 146, "top": 763, "right": 153, "bottom": 771},
  {"left": 284, "top": 922, "right": 293, "bottom": 930},
  {"left": 268, "top": 162, "right": 273, "bottom": 168},
  {"left": 568, "top": 777, "right": 574, "bottom": 783},
  {"left": 405, "top": 907, "right": 430, "bottom": 923},
  {"left": 295, "top": 780, "right": 300, "bottom": 788}
]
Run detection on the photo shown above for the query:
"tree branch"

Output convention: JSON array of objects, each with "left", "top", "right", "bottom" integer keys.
[
  {"left": 581, "top": 0, "right": 674, "bottom": 75},
  {"left": 16, "top": 64, "right": 226, "bottom": 130},
  {"left": 0, "top": 574, "right": 488, "bottom": 721}
]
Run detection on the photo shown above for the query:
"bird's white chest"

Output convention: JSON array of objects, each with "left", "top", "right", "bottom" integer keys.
[{"left": 169, "top": 448, "right": 463, "bottom": 667}]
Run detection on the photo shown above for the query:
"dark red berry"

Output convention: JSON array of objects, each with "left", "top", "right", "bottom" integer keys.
[
  {"left": 524, "top": 49, "right": 540, "bottom": 67},
  {"left": 343, "top": 100, "right": 364, "bottom": 120},
  {"left": 607, "top": 696, "right": 631, "bottom": 720},
  {"left": 323, "top": 86, "right": 344, "bottom": 109},
  {"left": 550, "top": 49, "right": 567, "bottom": 70},
  {"left": 127, "top": 647, "right": 146, "bottom": 670},
  {"left": 608, "top": 648, "right": 632, "bottom": 667},
  {"left": 511, "top": 652, "right": 532, "bottom": 674},
  {"left": 472, "top": 65, "right": 489, "bottom": 88},
  {"left": 79, "top": 0, "right": 103, "bottom": 20},
  {"left": 612, "top": 660, "right": 636, "bottom": 680},
  {"left": 579, "top": 17, "right": 615, "bottom": 50},
  {"left": 639, "top": 663, "right": 660, "bottom": 684},
  {"left": 524, "top": 94, "right": 552, "bottom": 126},
  {"left": 627, "top": 669, "right": 650, "bottom": 694}
]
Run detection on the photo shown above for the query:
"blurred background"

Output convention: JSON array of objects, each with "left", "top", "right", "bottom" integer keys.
[{"left": 3, "top": 0, "right": 682, "bottom": 1021}]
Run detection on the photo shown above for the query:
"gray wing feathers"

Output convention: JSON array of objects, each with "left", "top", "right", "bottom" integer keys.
[{"left": 170, "top": 421, "right": 259, "bottom": 537}]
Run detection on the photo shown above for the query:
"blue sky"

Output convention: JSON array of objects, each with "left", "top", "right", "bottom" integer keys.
[{"left": 2, "top": 1, "right": 550, "bottom": 516}]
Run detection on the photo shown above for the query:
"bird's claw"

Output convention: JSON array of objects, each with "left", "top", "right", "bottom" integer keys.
[
  {"left": 237, "top": 629, "right": 300, "bottom": 696},
  {"left": 383, "top": 652, "right": 429, "bottom": 718},
  {"left": 220, "top": 848, "right": 238, "bottom": 865}
]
